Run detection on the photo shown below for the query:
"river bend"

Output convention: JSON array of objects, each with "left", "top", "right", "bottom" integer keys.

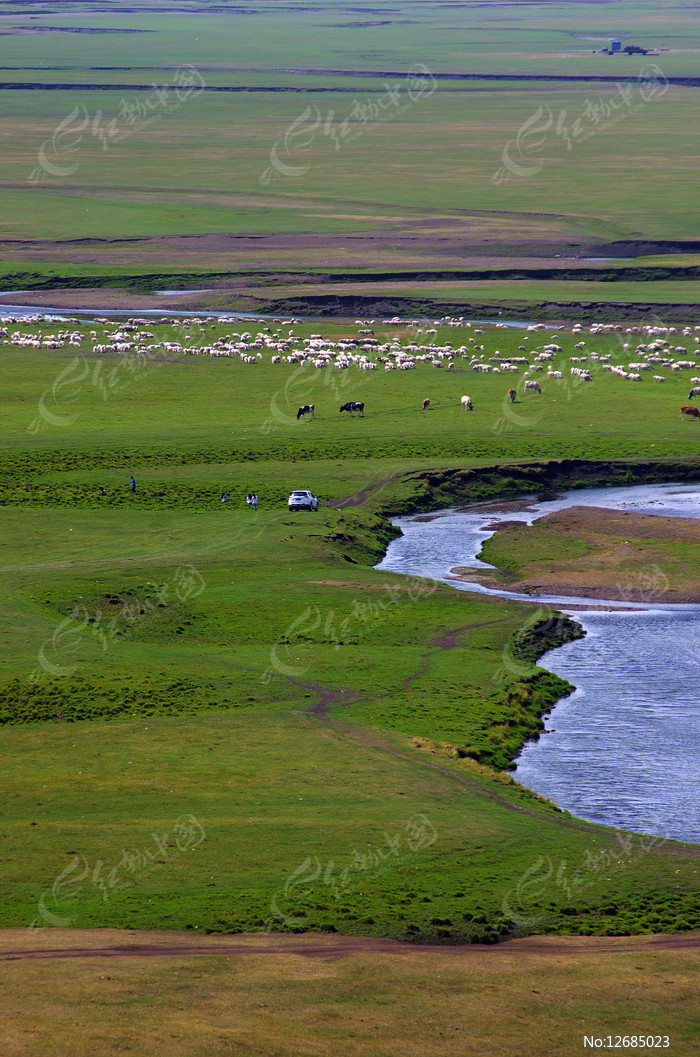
[{"left": 377, "top": 483, "right": 700, "bottom": 844}]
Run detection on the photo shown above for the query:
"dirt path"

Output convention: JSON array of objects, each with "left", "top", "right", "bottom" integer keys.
[
  {"left": 328, "top": 471, "right": 406, "bottom": 509},
  {"left": 265, "top": 615, "right": 700, "bottom": 853},
  {"left": 2, "top": 930, "right": 699, "bottom": 963}
]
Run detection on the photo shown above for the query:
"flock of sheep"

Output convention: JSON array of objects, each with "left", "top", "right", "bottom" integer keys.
[{"left": 5, "top": 312, "right": 700, "bottom": 421}]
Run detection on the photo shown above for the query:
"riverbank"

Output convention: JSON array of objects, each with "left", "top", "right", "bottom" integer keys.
[
  {"left": 384, "top": 460, "right": 700, "bottom": 518},
  {"left": 8, "top": 283, "right": 700, "bottom": 324},
  {"left": 378, "top": 483, "right": 700, "bottom": 843},
  {"left": 453, "top": 505, "right": 700, "bottom": 603}
]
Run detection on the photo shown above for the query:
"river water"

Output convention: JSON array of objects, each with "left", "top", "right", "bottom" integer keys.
[
  {"left": 0, "top": 300, "right": 560, "bottom": 330},
  {"left": 376, "top": 483, "right": 700, "bottom": 844}
]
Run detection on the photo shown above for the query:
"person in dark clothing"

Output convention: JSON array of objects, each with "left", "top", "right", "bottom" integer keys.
[{"left": 130, "top": 477, "right": 136, "bottom": 493}]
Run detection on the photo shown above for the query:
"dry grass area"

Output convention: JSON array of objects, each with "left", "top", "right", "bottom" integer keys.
[{"left": 0, "top": 929, "right": 698, "bottom": 1056}]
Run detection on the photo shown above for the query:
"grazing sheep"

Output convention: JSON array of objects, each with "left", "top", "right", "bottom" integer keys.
[
  {"left": 689, "top": 387, "right": 700, "bottom": 399},
  {"left": 460, "top": 395, "right": 473, "bottom": 411},
  {"left": 524, "top": 380, "right": 542, "bottom": 394}
]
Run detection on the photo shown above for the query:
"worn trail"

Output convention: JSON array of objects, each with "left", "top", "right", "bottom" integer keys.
[{"left": 3, "top": 931, "right": 699, "bottom": 963}]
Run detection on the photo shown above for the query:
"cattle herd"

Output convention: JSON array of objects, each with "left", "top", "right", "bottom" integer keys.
[{"left": 4, "top": 312, "right": 700, "bottom": 425}]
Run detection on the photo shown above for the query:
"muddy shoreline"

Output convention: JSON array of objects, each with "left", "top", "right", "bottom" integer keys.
[
  {"left": 7, "top": 288, "right": 692, "bottom": 326},
  {"left": 4, "top": 264, "right": 700, "bottom": 321},
  {"left": 449, "top": 567, "right": 700, "bottom": 605}
]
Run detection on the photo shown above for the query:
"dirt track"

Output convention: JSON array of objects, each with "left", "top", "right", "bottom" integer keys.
[{"left": 2, "top": 929, "right": 699, "bottom": 962}]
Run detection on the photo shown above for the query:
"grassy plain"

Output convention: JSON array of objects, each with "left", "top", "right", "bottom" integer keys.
[
  {"left": 2, "top": 0, "right": 698, "bottom": 78},
  {"left": 3, "top": 320, "right": 700, "bottom": 461},
  {"left": 2, "top": 0, "right": 700, "bottom": 310},
  {"left": 4, "top": 84, "right": 699, "bottom": 246},
  {"left": 1, "top": 315, "right": 699, "bottom": 948},
  {"left": 2, "top": 1, "right": 700, "bottom": 1050}
]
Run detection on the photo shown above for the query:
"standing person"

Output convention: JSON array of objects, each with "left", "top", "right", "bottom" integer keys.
[
  {"left": 130, "top": 476, "right": 136, "bottom": 493},
  {"left": 252, "top": 493, "right": 258, "bottom": 511},
  {"left": 246, "top": 493, "right": 252, "bottom": 506}
]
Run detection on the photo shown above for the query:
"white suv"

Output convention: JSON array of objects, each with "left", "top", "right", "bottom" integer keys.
[{"left": 288, "top": 490, "right": 319, "bottom": 511}]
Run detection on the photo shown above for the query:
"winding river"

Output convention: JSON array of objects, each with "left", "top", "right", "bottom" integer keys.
[
  {"left": 376, "top": 483, "right": 700, "bottom": 845},
  {"left": 6, "top": 299, "right": 698, "bottom": 842}
]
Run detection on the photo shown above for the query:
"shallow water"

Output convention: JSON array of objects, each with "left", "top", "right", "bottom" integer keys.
[
  {"left": 0, "top": 299, "right": 560, "bottom": 329},
  {"left": 377, "top": 483, "right": 700, "bottom": 843}
]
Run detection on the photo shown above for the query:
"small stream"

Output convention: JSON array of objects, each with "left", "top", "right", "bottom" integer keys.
[
  {"left": 376, "top": 483, "right": 700, "bottom": 844},
  {"left": 0, "top": 299, "right": 561, "bottom": 329}
]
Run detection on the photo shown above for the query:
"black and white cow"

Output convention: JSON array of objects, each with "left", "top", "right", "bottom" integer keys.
[
  {"left": 297, "top": 404, "right": 315, "bottom": 420},
  {"left": 340, "top": 401, "right": 364, "bottom": 417}
]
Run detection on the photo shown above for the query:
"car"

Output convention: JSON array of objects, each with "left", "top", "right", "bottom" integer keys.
[{"left": 288, "top": 489, "right": 319, "bottom": 512}]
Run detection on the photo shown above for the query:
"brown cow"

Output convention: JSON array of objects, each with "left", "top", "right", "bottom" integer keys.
[
  {"left": 507, "top": 388, "right": 517, "bottom": 403},
  {"left": 680, "top": 404, "right": 700, "bottom": 420},
  {"left": 422, "top": 398, "right": 430, "bottom": 411}
]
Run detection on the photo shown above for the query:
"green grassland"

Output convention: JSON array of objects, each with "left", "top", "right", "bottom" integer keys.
[
  {"left": 2, "top": 0, "right": 700, "bottom": 305},
  {"left": 1, "top": 3, "right": 699, "bottom": 1051},
  {"left": 1, "top": 0, "right": 699, "bottom": 79},
  {"left": 228, "top": 278, "right": 700, "bottom": 312},
  {"left": 2, "top": 320, "right": 700, "bottom": 462},
  {"left": 4, "top": 84, "right": 699, "bottom": 244},
  {"left": 1, "top": 315, "right": 699, "bottom": 947}
]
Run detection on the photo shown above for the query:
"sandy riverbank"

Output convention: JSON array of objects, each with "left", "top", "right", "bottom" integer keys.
[{"left": 452, "top": 505, "right": 700, "bottom": 604}]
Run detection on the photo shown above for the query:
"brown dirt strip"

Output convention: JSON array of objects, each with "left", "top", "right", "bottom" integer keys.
[
  {"left": 307, "top": 580, "right": 457, "bottom": 594},
  {"left": 2, "top": 930, "right": 699, "bottom": 962}
]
